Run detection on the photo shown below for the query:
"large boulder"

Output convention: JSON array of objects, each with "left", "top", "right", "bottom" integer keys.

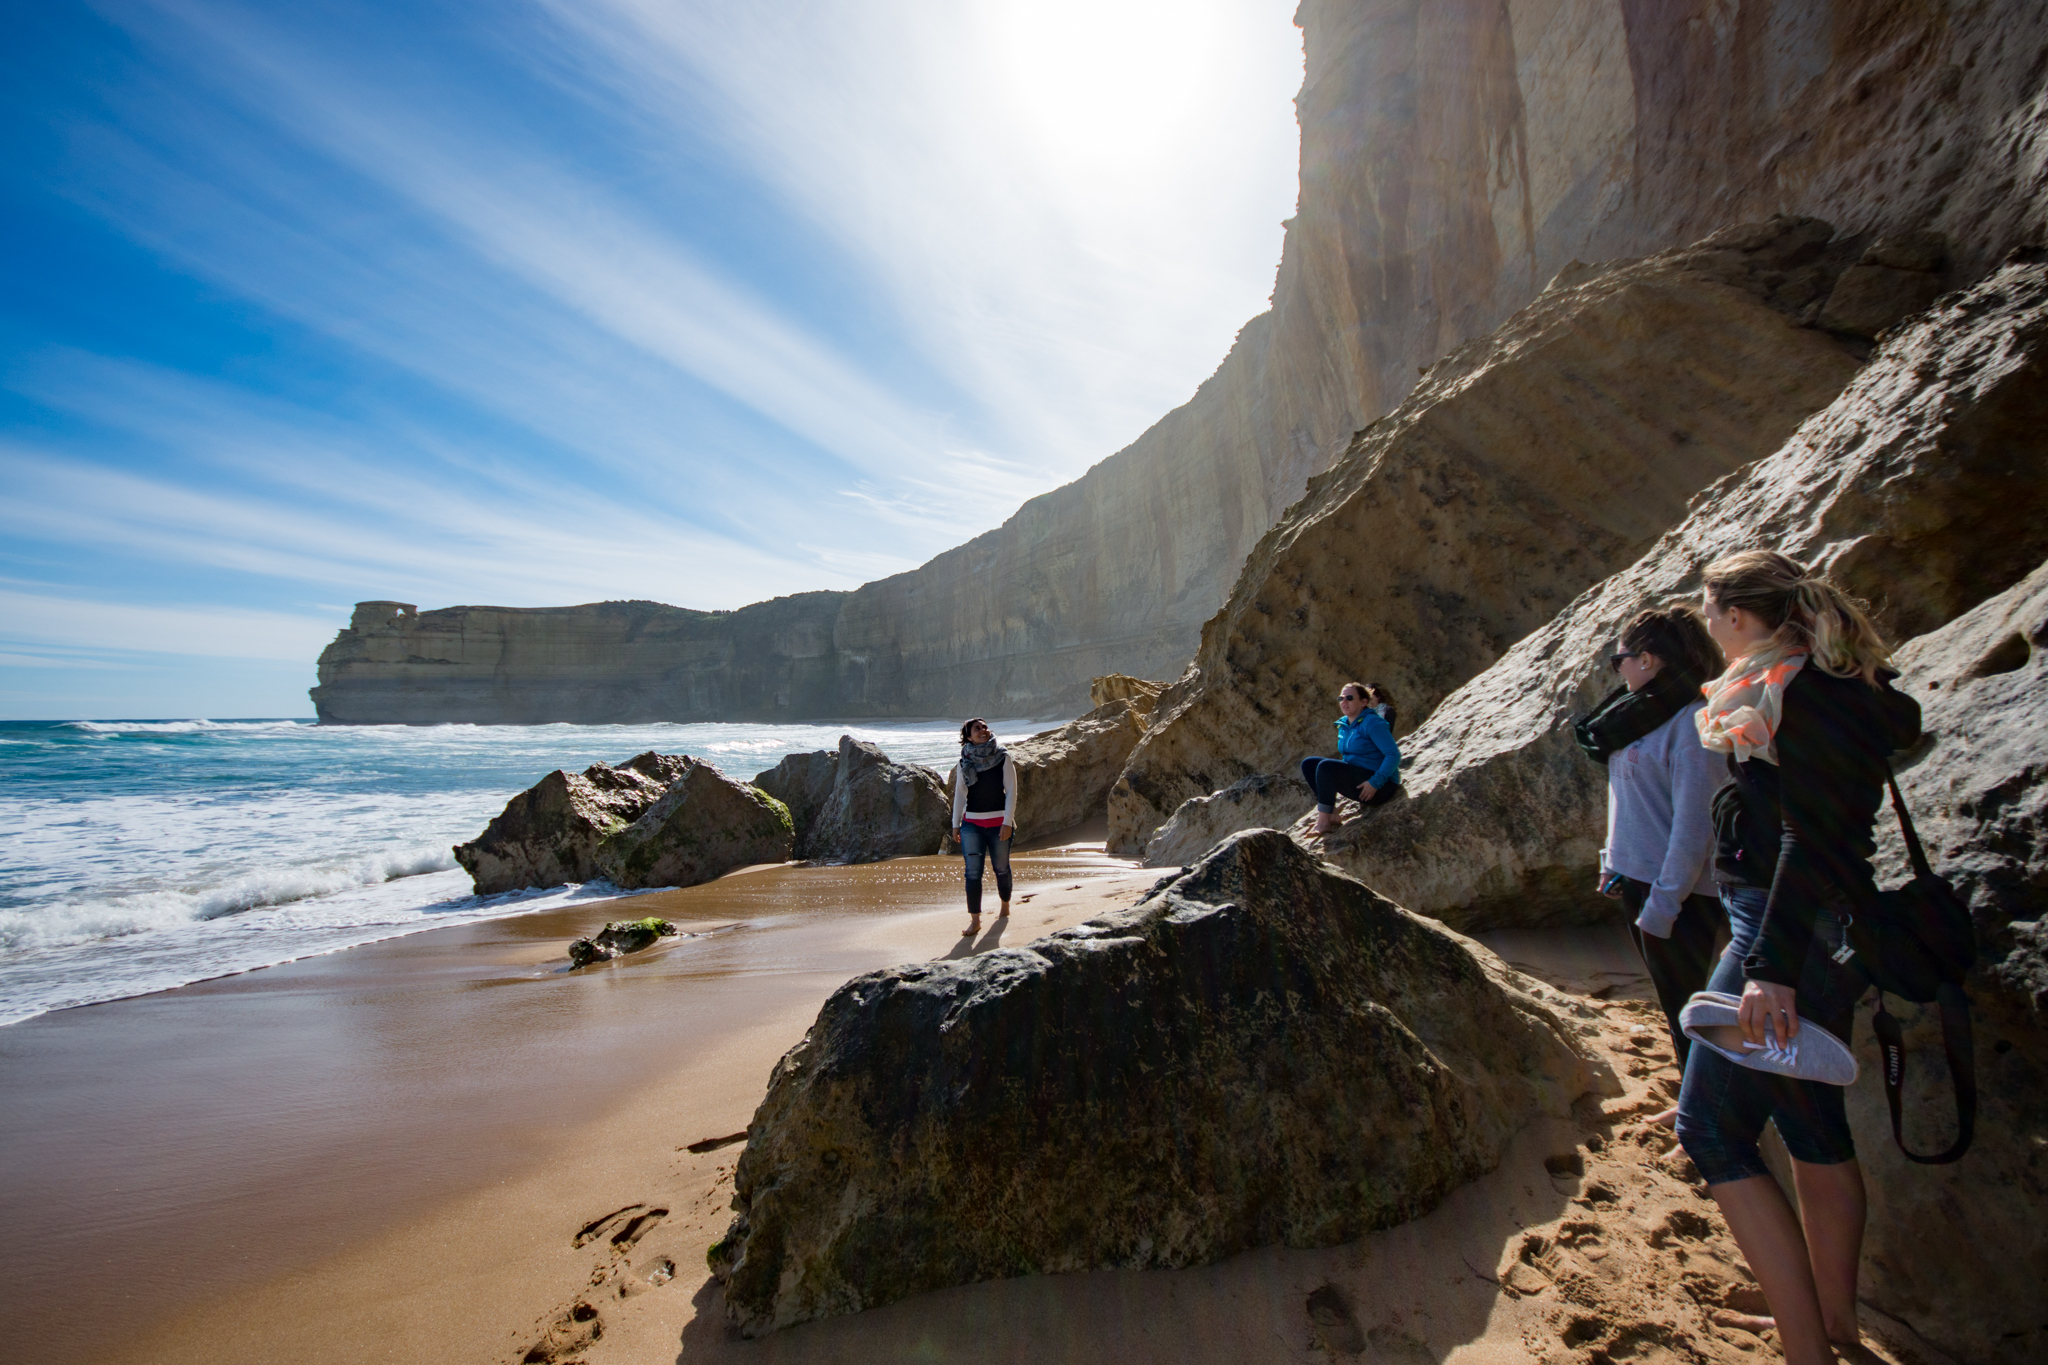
[
  {"left": 1006, "top": 698, "right": 1150, "bottom": 837},
  {"left": 751, "top": 750, "right": 839, "bottom": 855},
  {"left": 1141, "top": 771, "right": 1312, "bottom": 868},
  {"left": 452, "top": 751, "right": 692, "bottom": 894},
  {"left": 1301, "top": 257, "right": 2048, "bottom": 932},
  {"left": 803, "top": 736, "right": 950, "bottom": 864},
  {"left": 1817, "top": 232, "right": 1951, "bottom": 340},
  {"left": 593, "top": 763, "right": 794, "bottom": 890},
  {"left": 1107, "top": 218, "right": 1868, "bottom": 854},
  {"left": 707, "top": 830, "right": 1606, "bottom": 1337},
  {"left": 1849, "top": 558, "right": 2048, "bottom": 1365}
]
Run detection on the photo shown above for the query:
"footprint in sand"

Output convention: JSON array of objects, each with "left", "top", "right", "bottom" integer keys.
[
  {"left": 521, "top": 1301, "right": 600, "bottom": 1364},
  {"left": 571, "top": 1203, "right": 668, "bottom": 1251},
  {"left": 1304, "top": 1284, "right": 1367, "bottom": 1355}
]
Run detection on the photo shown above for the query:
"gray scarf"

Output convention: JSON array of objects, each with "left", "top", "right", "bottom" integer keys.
[{"left": 960, "top": 738, "right": 1007, "bottom": 776}]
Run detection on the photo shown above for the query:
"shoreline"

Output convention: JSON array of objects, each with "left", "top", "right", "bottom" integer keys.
[
  {"left": 3, "top": 831, "right": 1947, "bottom": 1365},
  {"left": 0, "top": 827, "right": 1150, "bottom": 1365}
]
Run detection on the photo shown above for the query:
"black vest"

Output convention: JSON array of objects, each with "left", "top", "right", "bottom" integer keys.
[{"left": 965, "top": 762, "right": 1006, "bottom": 814}]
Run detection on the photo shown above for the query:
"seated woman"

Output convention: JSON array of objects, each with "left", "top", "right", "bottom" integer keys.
[{"left": 1300, "top": 682, "right": 1400, "bottom": 835}]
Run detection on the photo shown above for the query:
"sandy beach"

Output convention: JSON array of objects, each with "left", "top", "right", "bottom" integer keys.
[{"left": 2, "top": 832, "right": 1951, "bottom": 1365}]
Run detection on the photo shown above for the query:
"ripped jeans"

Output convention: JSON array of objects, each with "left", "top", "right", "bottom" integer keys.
[{"left": 959, "top": 821, "right": 1012, "bottom": 916}]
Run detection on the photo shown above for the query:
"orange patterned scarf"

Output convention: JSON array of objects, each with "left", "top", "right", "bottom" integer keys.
[{"left": 1696, "top": 653, "right": 1808, "bottom": 765}]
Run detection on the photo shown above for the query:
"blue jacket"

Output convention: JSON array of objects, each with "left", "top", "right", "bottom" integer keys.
[{"left": 1334, "top": 712, "right": 1401, "bottom": 790}]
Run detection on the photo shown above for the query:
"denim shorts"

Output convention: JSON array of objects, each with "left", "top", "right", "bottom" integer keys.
[{"left": 1673, "top": 884, "right": 1867, "bottom": 1185}]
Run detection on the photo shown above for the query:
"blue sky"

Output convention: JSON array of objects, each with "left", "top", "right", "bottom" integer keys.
[{"left": 0, "top": 0, "right": 1303, "bottom": 719}]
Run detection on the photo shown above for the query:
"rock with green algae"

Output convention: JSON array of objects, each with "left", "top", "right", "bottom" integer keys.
[
  {"left": 707, "top": 829, "right": 1608, "bottom": 1337},
  {"left": 567, "top": 917, "right": 677, "bottom": 967},
  {"left": 594, "top": 762, "right": 793, "bottom": 890},
  {"left": 453, "top": 751, "right": 692, "bottom": 894}
]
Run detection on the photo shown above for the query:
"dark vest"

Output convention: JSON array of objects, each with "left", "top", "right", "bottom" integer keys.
[{"left": 965, "top": 761, "right": 1007, "bottom": 814}]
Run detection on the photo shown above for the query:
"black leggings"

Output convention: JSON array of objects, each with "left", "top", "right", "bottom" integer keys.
[
  {"left": 1618, "top": 878, "right": 1730, "bottom": 1067},
  {"left": 1300, "top": 757, "right": 1399, "bottom": 812}
]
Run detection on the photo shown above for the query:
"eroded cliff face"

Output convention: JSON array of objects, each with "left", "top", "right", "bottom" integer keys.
[
  {"left": 1107, "top": 222, "right": 1868, "bottom": 852},
  {"left": 313, "top": 0, "right": 2048, "bottom": 724}
]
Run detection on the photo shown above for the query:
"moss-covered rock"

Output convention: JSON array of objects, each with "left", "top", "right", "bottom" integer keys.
[{"left": 594, "top": 763, "right": 793, "bottom": 890}]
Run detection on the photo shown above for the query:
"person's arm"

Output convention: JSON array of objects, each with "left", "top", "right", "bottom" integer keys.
[
  {"left": 1361, "top": 712, "right": 1400, "bottom": 791},
  {"left": 1000, "top": 756, "right": 1018, "bottom": 835},
  {"left": 1639, "top": 714, "right": 1719, "bottom": 937}
]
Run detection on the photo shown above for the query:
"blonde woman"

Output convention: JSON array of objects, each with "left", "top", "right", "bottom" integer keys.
[{"left": 1674, "top": 550, "right": 1920, "bottom": 1365}]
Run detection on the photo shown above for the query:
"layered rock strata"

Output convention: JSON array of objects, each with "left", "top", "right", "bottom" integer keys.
[
  {"left": 1853, "top": 556, "right": 2048, "bottom": 1365},
  {"left": 453, "top": 751, "right": 690, "bottom": 894},
  {"left": 708, "top": 830, "right": 1604, "bottom": 1337},
  {"left": 1109, "top": 221, "right": 1868, "bottom": 854},
  {"left": 1295, "top": 258, "right": 2048, "bottom": 931},
  {"left": 311, "top": 2, "right": 2048, "bottom": 727}
]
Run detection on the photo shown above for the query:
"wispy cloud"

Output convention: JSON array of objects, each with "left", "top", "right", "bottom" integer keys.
[
  {"left": 4, "top": 0, "right": 1300, "bottom": 713},
  {"left": 0, "top": 587, "right": 336, "bottom": 662}
]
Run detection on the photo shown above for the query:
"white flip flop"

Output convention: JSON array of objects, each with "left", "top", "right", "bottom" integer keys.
[{"left": 1680, "top": 990, "right": 1858, "bottom": 1086}]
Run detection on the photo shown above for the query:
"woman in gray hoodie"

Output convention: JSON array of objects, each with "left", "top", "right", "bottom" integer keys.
[{"left": 1575, "top": 605, "right": 1729, "bottom": 1110}]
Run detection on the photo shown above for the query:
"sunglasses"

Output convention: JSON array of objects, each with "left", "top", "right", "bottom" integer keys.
[
  {"left": 1338, "top": 692, "right": 1363, "bottom": 702},
  {"left": 1608, "top": 650, "right": 1645, "bottom": 672}
]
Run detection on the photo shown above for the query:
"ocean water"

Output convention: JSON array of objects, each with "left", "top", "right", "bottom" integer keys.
[{"left": 0, "top": 717, "right": 1035, "bottom": 1027}]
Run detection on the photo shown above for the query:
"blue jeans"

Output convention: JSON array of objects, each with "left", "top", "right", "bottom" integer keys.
[
  {"left": 1674, "top": 884, "right": 1863, "bottom": 1185},
  {"left": 959, "top": 821, "right": 1012, "bottom": 916}
]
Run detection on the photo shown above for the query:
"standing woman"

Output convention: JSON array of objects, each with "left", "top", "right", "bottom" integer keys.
[
  {"left": 951, "top": 718, "right": 1018, "bottom": 936},
  {"left": 1675, "top": 550, "right": 1920, "bottom": 1365},
  {"left": 1300, "top": 682, "right": 1400, "bottom": 835},
  {"left": 1577, "top": 606, "right": 1729, "bottom": 1100}
]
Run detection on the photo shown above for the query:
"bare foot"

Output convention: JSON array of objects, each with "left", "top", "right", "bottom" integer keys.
[
  {"left": 1649, "top": 1105, "right": 1678, "bottom": 1128},
  {"left": 962, "top": 916, "right": 980, "bottom": 937},
  {"left": 1710, "top": 1309, "right": 1775, "bottom": 1337},
  {"left": 1312, "top": 811, "right": 1336, "bottom": 834},
  {"left": 998, "top": 902, "right": 1010, "bottom": 917}
]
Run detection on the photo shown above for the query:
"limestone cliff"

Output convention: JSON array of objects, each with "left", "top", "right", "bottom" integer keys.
[
  {"left": 314, "top": 1, "right": 2048, "bottom": 724},
  {"left": 1108, "top": 221, "right": 1868, "bottom": 852}
]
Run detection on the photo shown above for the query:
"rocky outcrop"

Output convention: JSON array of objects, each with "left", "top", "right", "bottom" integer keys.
[
  {"left": 1818, "top": 231, "right": 1951, "bottom": 340},
  {"left": 594, "top": 763, "right": 794, "bottom": 889},
  {"left": 311, "top": 3, "right": 2048, "bottom": 728},
  {"left": 568, "top": 917, "right": 677, "bottom": 968},
  {"left": 1142, "top": 771, "right": 1313, "bottom": 869},
  {"left": 750, "top": 749, "right": 839, "bottom": 851},
  {"left": 453, "top": 751, "right": 692, "bottom": 894},
  {"left": 798, "top": 737, "right": 950, "bottom": 864},
  {"left": 1851, "top": 558, "right": 2048, "bottom": 1365},
  {"left": 1088, "top": 674, "right": 1167, "bottom": 712},
  {"left": 1108, "top": 221, "right": 1869, "bottom": 853},
  {"left": 707, "top": 830, "right": 1606, "bottom": 1337},
  {"left": 1294, "top": 258, "right": 2048, "bottom": 931},
  {"left": 1005, "top": 699, "right": 1151, "bottom": 838}
]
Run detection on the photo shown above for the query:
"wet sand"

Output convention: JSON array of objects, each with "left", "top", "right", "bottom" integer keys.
[
  {"left": 2, "top": 840, "right": 1950, "bottom": 1365},
  {"left": 0, "top": 832, "right": 1149, "bottom": 1365}
]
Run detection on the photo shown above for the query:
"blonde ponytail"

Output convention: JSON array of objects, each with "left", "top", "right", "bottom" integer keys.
[{"left": 1702, "top": 550, "right": 1892, "bottom": 684}]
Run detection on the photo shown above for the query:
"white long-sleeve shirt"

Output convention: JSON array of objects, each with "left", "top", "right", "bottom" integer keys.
[
  {"left": 951, "top": 755, "right": 1018, "bottom": 827},
  {"left": 1599, "top": 701, "right": 1728, "bottom": 937}
]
